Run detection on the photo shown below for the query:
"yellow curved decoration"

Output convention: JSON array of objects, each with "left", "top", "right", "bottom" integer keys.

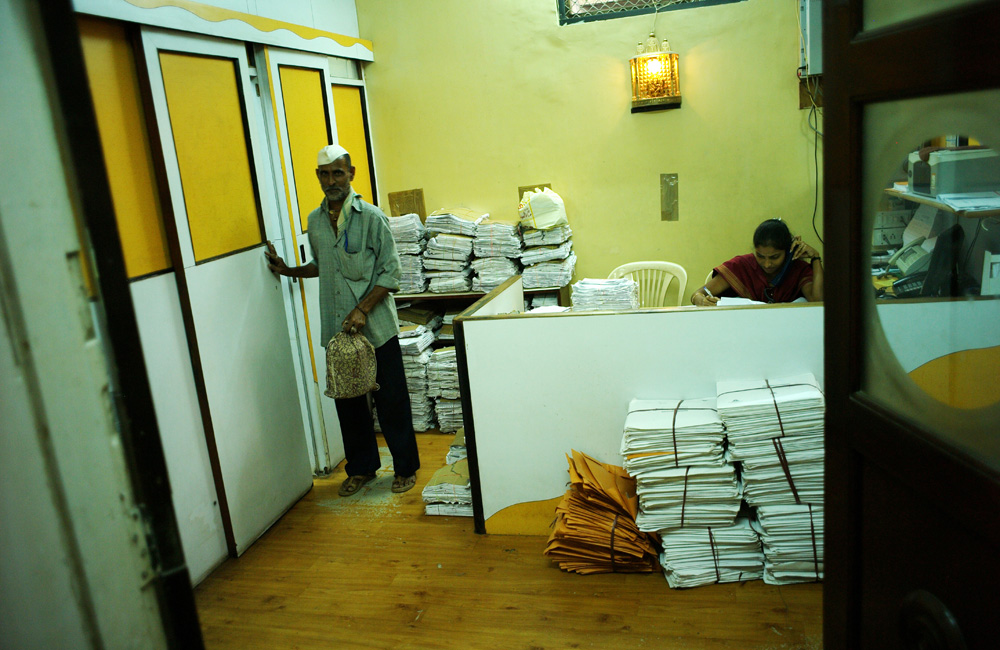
[
  {"left": 485, "top": 496, "right": 563, "bottom": 536},
  {"left": 124, "top": 0, "right": 373, "bottom": 52},
  {"left": 909, "top": 345, "right": 1000, "bottom": 410}
]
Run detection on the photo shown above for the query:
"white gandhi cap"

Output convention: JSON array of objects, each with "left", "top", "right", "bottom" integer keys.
[{"left": 317, "top": 144, "right": 349, "bottom": 166}]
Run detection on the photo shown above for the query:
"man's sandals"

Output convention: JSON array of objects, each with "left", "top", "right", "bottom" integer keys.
[
  {"left": 338, "top": 473, "right": 376, "bottom": 497},
  {"left": 391, "top": 474, "right": 416, "bottom": 493}
]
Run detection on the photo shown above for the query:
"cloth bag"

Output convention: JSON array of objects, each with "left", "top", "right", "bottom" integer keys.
[
  {"left": 324, "top": 331, "right": 379, "bottom": 399},
  {"left": 518, "top": 187, "right": 568, "bottom": 231}
]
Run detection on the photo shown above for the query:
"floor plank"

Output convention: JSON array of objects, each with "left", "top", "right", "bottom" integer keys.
[{"left": 195, "top": 433, "right": 822, "bottom": 649}]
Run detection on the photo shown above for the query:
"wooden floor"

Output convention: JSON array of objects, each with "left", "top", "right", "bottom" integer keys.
[{"left": 195, "top": 433, "right": 823, "bottom": 649}]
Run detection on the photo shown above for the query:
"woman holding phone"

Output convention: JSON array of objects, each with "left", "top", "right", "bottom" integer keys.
[{"left": 691, "top": 219, "right": 823, "bottom": 306}]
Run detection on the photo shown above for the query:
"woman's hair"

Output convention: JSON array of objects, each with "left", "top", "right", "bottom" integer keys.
[{"left": 753, "top": 219, "right": 793, "bottom": 251}]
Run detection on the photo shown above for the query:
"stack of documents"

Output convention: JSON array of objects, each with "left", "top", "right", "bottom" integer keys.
[
  {"left": 425, "top": 208, "right": 484, "bottom": 237},
  {"left": 621, "top": 398, "right": 727, "bottom": 478},
  {"left": 520, "top": 240, "right": 573, "bottom": 266},
  {"left": 427, "top": 347, "right": 461, "bottom": 400},
  {"left": 423, "top": 257, "right": 468, "bottom": 272},
  {"left": 398, "top": 253, "right": 426, "bottom": 294},
  {"left": 398, "top": 326, "right": 435, "bottom": 355},
  {"left": 659, "top": 518, "right": 765, "bottom": 588},
  {"left": 527, "top": 293, "right": 560, "bottom": 309},
  {"left": 471, "top": 256, "right": 519, "bottom": 292},
  {"left": 571, "top": 278, "right": 639, "bottom": 310},
  {"left": 522, "top": 224, "right": 572, "bottom": 247},
  {"left": 427, "top": 267, "right": 473, "bottom": 293},
  {"left": 389, "top": 212, "right": 425, "bottom": 241},
  {"left": 522, "top": 252, "right": 576, "bottom": 289},
  {"left": 473, "top": 218, "right": 523, "bottom": 258},
  {"left": 424, "top": 233, "right": 474, "bottom": 260},
  {"left": 400, "top": 347, "right": 435, "bottom": 431},
  {"left": 434, "top": 397, "right": 463, "bottom": 433},
  {"left": 446, "top": 428, "right": 467, "bottom": 464},
  {"left": 422, "top": 458, "right": 473, "bottom": 517},
  {"left": 435, "top": 310, "right": 460, "bottom": 343},
  {"left": 390, "top": 213, "right": 427, "bottom": 293},
  {"left": 634, "top": 465, "right": 742, "bottom": 532},
  {"left": 544, "top": 450, "right": 659, "bottom": 574},
  {"left": 715, "top": 373, "right": 825, "bottom": 507},
  {"left": 397, "top": 306, "right": 443, "bottom": 331},
  {"left": 751, "top": 504, "right": 824, "bottom": 585}
]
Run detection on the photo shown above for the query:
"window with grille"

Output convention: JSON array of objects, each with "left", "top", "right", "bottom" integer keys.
[{"left": 558, "top": 0, "right": 747, "bottom": 25}]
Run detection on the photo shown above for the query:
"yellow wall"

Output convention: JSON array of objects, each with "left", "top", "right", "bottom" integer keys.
[{"left": 356, "top": 0, "right": 823, "bottom": 300}]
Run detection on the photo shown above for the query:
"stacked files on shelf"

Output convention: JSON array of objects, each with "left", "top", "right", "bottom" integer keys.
[
  {"left": 544, "top": 450, "right": 659, "bottom": 574},
  {"left": 398, "top": 325, "right": 435, "bottom": 355},
  {"left": 422, "top": 458, "right": 473, "bottom": 517},
  {"left": 425, "top": 207, "right": 484, "bottom": 237},
  {"left": 522, "top": 252, "right": 576, "bottom": 289},
  {"left": 389, "top": 213, "right": 427, "bottom": 293},
  {"left": 436, "top": 310, "right": 460, "bottom": 343},
  {"left": 520, "top": 240, "right": 573, "bottom": 266},
  {"left": 717, "top": 372, "right": 825, "bottom": 585},
  {"left": 715, "top": 373, "right": 825, "bottom": 508},
  {"left": 399, "top": 347, "right": 434, "bottom": 431},
  {"left": 427, "top": 346, "right": 461, "bottom": 400},
  {"left": 750, "top": 504, "right": 824, "bottom": 585},
  {"left": 659, "top": 518, "right": 765, "bottom": 588},
  {"left": 527, "top": 293, "right": 560, "bottom": 310},
  {"left": 571, "top": 278, "right": 639, "bottom": 310},
  {"left": 473, "top": 218, "right": 523, "bottom": 258},
  {"left": 446, "top": 427, "right": 467, "bottom": 464},
  {"left": 434, "top": 398, "right": 463, "bottom": 433},
  {"left": 522, "top": 224, "right": 572, "bottom": 248},
  {"left": 424, "top": 233, "right": 474, "bottom": 293},
  {"left": 471, "top": 256, "right": 520, "bottom": 292}
]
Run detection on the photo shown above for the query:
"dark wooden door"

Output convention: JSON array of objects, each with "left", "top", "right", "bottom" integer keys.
[{"left": 824, "top": 1, "right": 1000, "bottom": 648}]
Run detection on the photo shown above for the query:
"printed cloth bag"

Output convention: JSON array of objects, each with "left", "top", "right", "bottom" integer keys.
[
  {"left": 518, "top": 187, "right": 569, "bottom": 231},
  {"left": 325, "top": 331, "right": 379, "bottom": 399}
]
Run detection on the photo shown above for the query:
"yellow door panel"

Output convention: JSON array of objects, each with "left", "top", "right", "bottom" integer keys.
[
  {"left": 159, "top": 51, "right": 262, "bottom": 262},
  {"left": 278, "top": 65, "right": 329, "bottom": 232},
  {"left": 78, "top": 17, "right": 170, "bottom": 279},
  {"left": 331, "top": 85, "right": 373, "bottom": 206}
]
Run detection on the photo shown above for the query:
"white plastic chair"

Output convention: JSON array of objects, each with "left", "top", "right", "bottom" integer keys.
[{"left": 607, "top": 261, "right": 688, "bottom": 307}]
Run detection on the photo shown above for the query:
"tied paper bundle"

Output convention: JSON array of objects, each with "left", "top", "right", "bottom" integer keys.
[
  {"left": 544, "top": 450, "right": 660, "bottom": 575},
  {"left": 422, "top": 458, "right": 473, "bottom": 517},
  {"left": 659, "top": 518, "right": 765, "bottom": 588}
]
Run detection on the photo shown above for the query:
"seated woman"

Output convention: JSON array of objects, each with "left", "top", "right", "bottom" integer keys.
[{"left": 691, "top": 219, "right": 823, "bottom": 306}]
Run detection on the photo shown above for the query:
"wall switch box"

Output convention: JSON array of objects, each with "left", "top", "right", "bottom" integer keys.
[{"left": 661, "top": 173, "right": 678, "bottom": 221}]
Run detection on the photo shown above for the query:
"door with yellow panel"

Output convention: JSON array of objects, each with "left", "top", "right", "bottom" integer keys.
[
  {"left": 139, "top": 28, "right": 312, "bottom": 556},
  {"left": 258, "top": 46, "right": 379, "bottom": 474}
]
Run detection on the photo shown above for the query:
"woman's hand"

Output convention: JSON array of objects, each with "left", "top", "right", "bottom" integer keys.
[
  {"left": 692, "top": 291, "right": 719, "bottom": 307},
  {"left": 790, "top": 236, "right": 819, "bottom": 262}
]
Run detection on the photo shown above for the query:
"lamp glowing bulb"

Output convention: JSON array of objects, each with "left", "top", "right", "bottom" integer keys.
[{"left": 645, "top": 57, "right": 663, "bottom": 76}]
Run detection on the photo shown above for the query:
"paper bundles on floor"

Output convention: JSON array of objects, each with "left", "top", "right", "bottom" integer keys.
[
  {"left": 422, "top": 458, "right": 473, "bottom": 517},
  {"left": 751, "top": 504, "right": 823, "bottom": 585},
  {"left": 659, "top": 518, "right": 765, "bottom": 588}
]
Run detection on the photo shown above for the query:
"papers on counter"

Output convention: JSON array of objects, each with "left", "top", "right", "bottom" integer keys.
[{"left": 571, "top": 278, "right": 639, "bottom": 310}]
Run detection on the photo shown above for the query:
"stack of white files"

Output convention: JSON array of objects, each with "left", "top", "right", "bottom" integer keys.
[
  {"left": 398, "top": 323, "right": 430, "bottom": 340},
  {"left": 427, "top": 267, "right": 473, "bottom": 293},
  {"left": 659, "top": 518, "right": 765, "bottom": 588},
  {"left": 400, "top": 347, "right": 434, "bottom": 431},
  {"left": 523, "top": 252, "right": 576, "bottom": 289},
  {"left": 571, "top": 278, "right": 639, "bottom": 310},
  {"left": 522, "top": 224, "right": 572, "bottom": 247},
  {"left": 528, "top": 293, "right": 560, "bottom": 309},
  {"left": 520, "top": 240, "right": 573, "bottom": 265},
  {"left": 446, "top": 428, "right": 467, "bottom": 464},
  {"left": 751, "top": 504, "right": 824, "bottom": 585},
  {"left": 422, "top": 459, "right": 473, "bottom": 517},
  {"left": 398, "top": 254, "right": 426, "bottom": 293},
  {"left": 435, "top": 310, "right": 460, "bottom": 343},
  {"left": 435, "top": 397, "right": 463, "bottom": 433},
  {"left": 716, "top": 373, "right": 825, "bottom": 507},
  {"left": 389, "top": 214, "right": 427, "bottom": 294},
  {"left": 425, "top": 233, "right": 474, "bottom": 260},
  {"left": 389, "top": 213, "right": 425, "bottom": 246},
  {"left": 398, "top": 326, "right": 435, "bottom": 355},
  {"left": 424, "top": 257, "right": 468, "bottom": 272},
  {"left": 425, "top": 209, "right": 482, "bottom": 237},
  {"left": 621, "top": 398, "right": 727, "bottom": 478},
  {"left": 473, "top": 219, "right": 523, "bottom": 258},
  {"left": 471, "top": 256, "right": 519, "bottom": 292},
  {"left": 635, "top": 465, "right": 742, "bottom": 532},
  {"left": 427, "top": 347, "right": 461, "bottom": 400}
]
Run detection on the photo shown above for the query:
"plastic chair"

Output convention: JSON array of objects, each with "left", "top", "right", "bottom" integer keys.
[{"left": 607, "top": 261, "right": 688, "bottom": 307}]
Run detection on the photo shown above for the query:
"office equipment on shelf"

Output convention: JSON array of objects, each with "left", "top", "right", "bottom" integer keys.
[
  {"left": 872, "top": 209, "right": 912, "bottom": 248},
  {"left": 886, "top": 236, "right": 931, "bottom": 276},
  {"left": 908, "top": 147, "right": 1000, "bottom": 196},
  {"left": 891, "top": 271, "right": 927, "bottom": 299}
]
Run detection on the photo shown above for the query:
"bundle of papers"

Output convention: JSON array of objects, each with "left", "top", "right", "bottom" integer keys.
[
  {"left": 446, "top": 428, "right": 467, "bottom": 464},
  {"left": 716, "top": 373, "right": 825, "bottom": 507},
  {"left": 401, "top": 348, "right": 434, "bottom": 431},
  {"left": 634, "top": 465, "right": 742, "bottom": 532},
  {"left": 422, "top": 459, "right": 473, "bottom": 517},
  {"left": 522, "top": 224, "right": 572, "bottom": 247},
  {"left": 751, "top": 504, "right": 824, "bottom": 585},
  {"left": 397, "top": 261, "right": 426, "bottom": 293},
  {"left": 425, "top": 234, "right": 474, "bottom": 260},
  {"left": 659, "top": 518, "right": 765, "bottom": 588},
  {"left": 396, "top": 240, "right": 426, "bottom": 255},
  {"left": 522, "top": 252, "right": 576, "bottom": 289},
  {"left": 471, "top": 256, "right": 519, "bottom": 292},
  {"left": 428, "top": 267, "right": 473, "bottom": 293},
  {"left": 427, "top": 347, "right": 461, "bottom": 400},
  {"left": 436, "top": 310, "right": 460, "bottom": 343},
  {"left": 425, "top": 208, "right": 483, "bottom": 237},
  {"left": 388, "top": 213, "right": 425, "bottom": 243},
  {"left": 435, "top": 397, "right": 463, "bottom": 433},
  {"left": 621, "top": 398, "right": 727, "bottom": 478},
  {"left": 520, "top": 240, "right": 573, "bottom": 265},
  {"left": 571, "top": 278, "right": 639, "bottom": 311},
  {"left": 473, "top": 219, "right": 523, "bottom": 258},
  {"left": 528, "top": 293, "right": 560, "bottom": 309},
  {"left": 544, "top": 450, "right": 659, "bottom": 575},
  {"left": 398, "top": 327, "right": 435, "bottom": 354},
  {"left": 424, "top": 257, "right": 469, "bottom": 272}
]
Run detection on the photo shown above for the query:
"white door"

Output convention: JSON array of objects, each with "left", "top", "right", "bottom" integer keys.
[{"left": 140, "top": 28, "right": 312, "bottom": 555}]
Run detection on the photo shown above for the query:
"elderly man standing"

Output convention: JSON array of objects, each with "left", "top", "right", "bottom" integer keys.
[{"left": 265, "top": 144, "right": 419, "bottom": 496}]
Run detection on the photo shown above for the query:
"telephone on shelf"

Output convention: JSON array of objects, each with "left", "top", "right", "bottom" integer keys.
[
  {"left": 892, "top": 271, "right": 927, "bottom": 298},
  {"left": 887, "top": 236, "right": 931, "bottom": 275}
]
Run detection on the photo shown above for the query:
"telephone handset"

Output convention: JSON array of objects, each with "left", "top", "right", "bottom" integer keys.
[{"left": 887, "top": 236, "right": 931, "bottom": 275}]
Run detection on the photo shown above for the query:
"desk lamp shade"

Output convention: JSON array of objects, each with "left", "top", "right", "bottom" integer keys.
[{"left": 630, "top": 35, "right": 681, "bottom": 112}]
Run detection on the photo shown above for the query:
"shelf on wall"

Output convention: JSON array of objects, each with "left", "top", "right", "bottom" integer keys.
[
  {"left": 884, "top": 188, "right": 1000, "bottom": 218},
  {"left": 395, "top": 286, "right": 563, "bottom": 301}
]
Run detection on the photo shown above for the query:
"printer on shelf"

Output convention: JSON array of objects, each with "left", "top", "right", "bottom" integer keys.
[{"left": 907, "top": 146, "right": 1000, "bottom": 196}]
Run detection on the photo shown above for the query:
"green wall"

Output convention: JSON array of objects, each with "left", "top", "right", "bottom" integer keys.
[{"left": 356, "top": 0, "right": 823, "bottom": 302}]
